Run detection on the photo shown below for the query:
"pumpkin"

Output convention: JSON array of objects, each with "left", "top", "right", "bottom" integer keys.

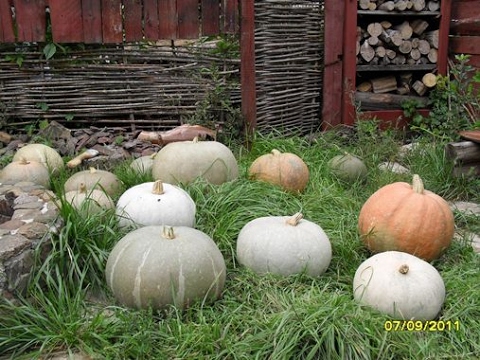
[
  {"left": 248, "top": 149, "right": 309, "bottom": 193},
  {"left": 130, "top": 153, "right": 156, "bottom": 175},
  {"left": 151, "top": 138, "right": 238, "bottom": 185},
  {"left": 64, "top": 167, "right": 123, "bottom": 197},
  {"left": 353, "top": 251, "right": 445, "bottom": 320},
  {"left": 328, "top": 153, "right": 368, "bottom": 182},
  {"left": 116, "top": 180, "right": 196, "bottom": 228},
  {"left": 105, "top": 225, "right": 226, "bottom": 310},
  {"left": 65, "top": 183, "right": 115, "bottom": 214},
  {"left": 12, "top": 143, "right": 64, "bottom": 174},
  {"left": 0, "top": 158, "right": 50, "bottom": 188},
  {"left": 358, "top": 174, "right": 454, "bottom": 261},
  {"left": 236, "top": 213, "right": 332, "bottom": 277}
]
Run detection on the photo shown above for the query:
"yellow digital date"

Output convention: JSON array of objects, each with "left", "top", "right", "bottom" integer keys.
[{"left": 384, "top": 320, "right": 460, "bottom": 332}]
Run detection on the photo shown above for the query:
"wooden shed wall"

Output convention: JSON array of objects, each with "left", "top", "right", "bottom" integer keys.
[{"left": 449, "top": 0, "right": 480, "bottom": 68}]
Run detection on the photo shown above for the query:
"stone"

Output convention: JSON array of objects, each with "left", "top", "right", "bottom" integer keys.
[{"left": 378, "top": 161, "right": 410, "bottom": 174}]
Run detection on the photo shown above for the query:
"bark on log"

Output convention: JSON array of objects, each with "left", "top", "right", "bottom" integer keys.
[
  {"left": 445, "top": 141, "right": 480, "bottom": 164},
  {"left": 371, "top": 75, "right": 398, "bottom": 93},
  {"left": 452, "top": 163, "right": 480, "bottom": 178},
  {"left": 410, "top": 19, "right": 429, "bottom": 36},
  {"left": 412, "top": 80, "right": 428, "bottom": 95},
  {"left": 355, "top": 91, "right": 429, "bottom": 110}
]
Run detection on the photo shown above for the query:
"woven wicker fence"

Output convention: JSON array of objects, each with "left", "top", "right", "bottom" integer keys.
[
  {"left": 254, "top": 0, "right": 324, "bottom": 135},
  {"left": 0, "top": 41, "right": 240, "bottom": 132}
]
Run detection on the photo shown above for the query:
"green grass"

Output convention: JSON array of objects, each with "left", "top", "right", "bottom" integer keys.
[{"left": 0, "top": 129, "right": 479, "bottom": 359}]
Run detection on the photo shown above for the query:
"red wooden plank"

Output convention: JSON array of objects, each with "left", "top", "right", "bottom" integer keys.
[
  {"left": 223, "top": 0, "right": 238, "bottom": 33},
  {"left": 82, "top": 0, "right": 102, "bottom": 43},
  {"left": 451, "top": 0, "right": 480, "bottom": 21},
  {"left": 102, "top": 0, "right": 123, "bottom": 43},
  {"left": 201, "top": 0, "right": 220, "bottom": 35},
  {"left": 158, "top": 0, "right": 177, "bottom": 39},
  {"left": 322, "top": 0, "right": 345, "bottom": 129},
  {"left": 13, "top": 0, "right": 46, "bottom": 42},
  {"left": 0, "top": 1, "right": 16, "bottom": 42},
  {"left": 143, "top": 0, "right": 159, "bottom": 40},
  {"left": 240, "top": 0, "right": 256, "bottom": 134},
  {"left": 449, "top": 36, "right": 480, "bottom": 55},
  {"left": 49, "top": 0, "right": 84, "bottom": 43},
  {"left": 342, "top": 0, "right": 358, "bottom": 126},
  {"left": 437, "top": 0, "right": 452, "bottom": 75},
  {"left": 124, "top": 0, "right": 143, "bottom": 41},
  {"left": 177, "top": 0, "right": 199, "bottom": 39}
]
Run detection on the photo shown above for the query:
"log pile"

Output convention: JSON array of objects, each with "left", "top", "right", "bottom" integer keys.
[
  {"left": 445, "top": 141, "right": 480, "bottom": 178},
  {"left": 358, "top": 0, "right": 441, "bottom": 12},
  {"left": 356, "top": 21, "right": 439, "bottom": 67}
]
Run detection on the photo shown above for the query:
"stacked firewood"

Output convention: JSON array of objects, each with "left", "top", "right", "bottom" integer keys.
[{"left": 358, "top": 0, "right": 441, "bottom": 12}]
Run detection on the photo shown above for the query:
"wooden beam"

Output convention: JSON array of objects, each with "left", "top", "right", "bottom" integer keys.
[
  {"left": 240, "top": 0, "right": 256, "bottom": 135},
  {"left": 49, "top": 0, "right": 84, "bottom": 43}
]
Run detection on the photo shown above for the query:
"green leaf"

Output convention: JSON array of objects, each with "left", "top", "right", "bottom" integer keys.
[{"left": 43, "top": 43, "right": 57, "bottom": 60}]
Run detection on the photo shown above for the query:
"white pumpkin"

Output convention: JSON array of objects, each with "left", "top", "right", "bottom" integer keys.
[
  {"left": 236, "top": 213, "right": 332, "bottom": 277},
  {"left": 0, "top": 158, "right": 50, "bottom": 188},
  {"left": 116, "top": 180, "right": 196, "bottom": 228},
  {"left": 13, "top": 143, "right": 64, "bottom": 173},
  {"left": 65, "top": 183, "right": 115, "bottom": 214},
  {"left": 328, "top": 153, "right": 368, "bottom": 182},
  {"left": 105, "top": 225, "right": 226, "bottom": 310},
  {"left": 64, "top": 167, "right": 123, "bottom": 197},
  {"left": 151, "top": 138, "right": 239, "bottom": 185},
  {"left": 130, "top": 153, "right": 156, "bottom": 175},
  {"left": 353, "top": 251, "right": 446, "bottom": 320}
]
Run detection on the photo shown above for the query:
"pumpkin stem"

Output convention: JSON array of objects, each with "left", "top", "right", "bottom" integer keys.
[
  {"left": 18, "top": 157, "right": 29, "bottom": 165},
  {"left": 162, "top": 226, "right": 176, "bottom": 240},
  {"left": 398, "top": 264, "right": 409, "bottom": 274},
  {"left": 271, "top": 149, "right": 282, "bottom": 156},
  {"left": 411, "top": 174, "right": 424, "bottom": 194},
  {"left": 193, "top": 136, "right": 199, "bottom": 143},
  {"left": 286, "top": 212, "right": 303, "bottom": 226},
  {"left": 152, "top": 180, "right": 165, "bottom": 195},
  {"left": 78, "top": 183, "right": 88, "bottom": 193},
  {"left": 89, "top": 167, "right": 97, "bottom": 174}
]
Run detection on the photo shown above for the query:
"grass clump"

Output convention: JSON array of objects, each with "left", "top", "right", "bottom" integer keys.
[{"left": 0, "top": 127, "right": 479, "bottom": 359}]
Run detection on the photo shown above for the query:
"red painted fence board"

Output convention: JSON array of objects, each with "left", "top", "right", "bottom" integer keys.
[
  {"left": 202, "top": 0, "right": 220, "bottom": 35},
  {"left": 178, "top": 0, "right": 199, "bottom": 39},
  {"left": 49, "top": 0, "right": 84, "bottom": 43},
  {"left": 82, "top": 0, "right": 102, "bottom": 43},
  {"left": 14, "top": 0, "right": 46, "bottom": 42},
  {"left": 143, "top": 1, "right": 159, "bottom": 40},
  {"left": 0, "top": 1, "right": 15, "bottom": 42},
  {"left": 158, "top": 0, "right": 178, "bottom": 39},
  {"left": 124, "top": 0, "right": 144, "bottom": 42},
  {"left": 0, "top": 0, "right": 239, "bottom": 43},
  {"left": 102, "top": 0, "right": 123, "bottom": 43}
]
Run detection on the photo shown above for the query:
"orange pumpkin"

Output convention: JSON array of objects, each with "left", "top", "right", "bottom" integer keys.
[
  {"left": 248, "top": 149, "right": 309, "bottom": 192},
  {"left": 358, "top": 174, "right": 454, "bottom": 261}
]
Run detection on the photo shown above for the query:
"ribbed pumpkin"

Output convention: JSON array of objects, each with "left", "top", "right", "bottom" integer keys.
[
  {"left": 116, "top": 180, "right": 196, "bottom": 228},
  {"left": 0, "top": 158, "right": 50, "bottom": 188},
  {"left": 236, "top": 213, "right": 332, "bottom": 277},
  {"left": 152, "top": 138, "right": 238, "bottom": 185},
  {"left": 12, "top": 143, "right": 64, "bottom": 174},
  {"left": 328, "top": 153, "right": 368, "bottom": 182},
  {"left": 248, "top": 149, "right": 309, "bottom": 193},
  {"left": 64, "top": 167, "right": 123, "bottom": 197},
  {"left": 64, "top": 183, "right": 115, "bottom": 214},
  {"left": 358, "top": 174, "right": 454, "bottom": 261},
  {"left": 353, "top": 251, "right": 445, "bottom": 320},
  {"left": 106, "top": 225, "right": 226, "bottom": 310}
]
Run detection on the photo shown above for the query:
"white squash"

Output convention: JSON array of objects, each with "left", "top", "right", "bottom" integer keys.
[
  {"left": 64, "top": 167, "right": 123, "bottom": 197},
  {"left": 328, "top": 153, "right": 368, "bottom": 182},
  {"left": 151, "top": 138, "right": 239, "bottom": 185},
  {"left": 353, "top": 251, "right": 446, "bottom": 320},
  {"left": 65, "top": 183, "right": 115, "bottom": 214},
  {"left": 236, "top": 213, "right": 332, "bottom": 277},
  {"left": 105, "top": 225, "right": 226, "bottom": 310},
  {"left": 130, "top": 153, "right": 156, "bottom": 175},
  {"left": 0, "top": 158, "right": 50, "bottom": 188},
  {"left": 116, "top": 180, "right": 196, "bottom": 228},
  {"left": 13, "top": 143, "right": 64, "bottom": 173}
]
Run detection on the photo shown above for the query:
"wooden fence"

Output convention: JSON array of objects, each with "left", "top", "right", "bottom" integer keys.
[
  {"left": 0, "top": 0, "right": 239, "bottom": 43},
  {"left": 449, "top": 0, "right": 480, "bottom": 68}
]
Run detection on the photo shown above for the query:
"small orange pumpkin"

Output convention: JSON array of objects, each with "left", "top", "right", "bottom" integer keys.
[
  {"left": 358, "top": 174, "right": 454, "bottom": 261},
  {"left": 248, "top": 149, "right": 309, "bottom": 192}
]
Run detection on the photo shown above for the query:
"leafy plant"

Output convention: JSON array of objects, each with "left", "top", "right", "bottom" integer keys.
[{"left": 409, "top": 54, "right": 480, "bottom": 141}]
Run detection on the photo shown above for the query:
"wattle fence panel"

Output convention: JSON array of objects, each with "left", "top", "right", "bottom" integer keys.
[{"left": 0, "top": 0, "right": 239, "bottom": 43}]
